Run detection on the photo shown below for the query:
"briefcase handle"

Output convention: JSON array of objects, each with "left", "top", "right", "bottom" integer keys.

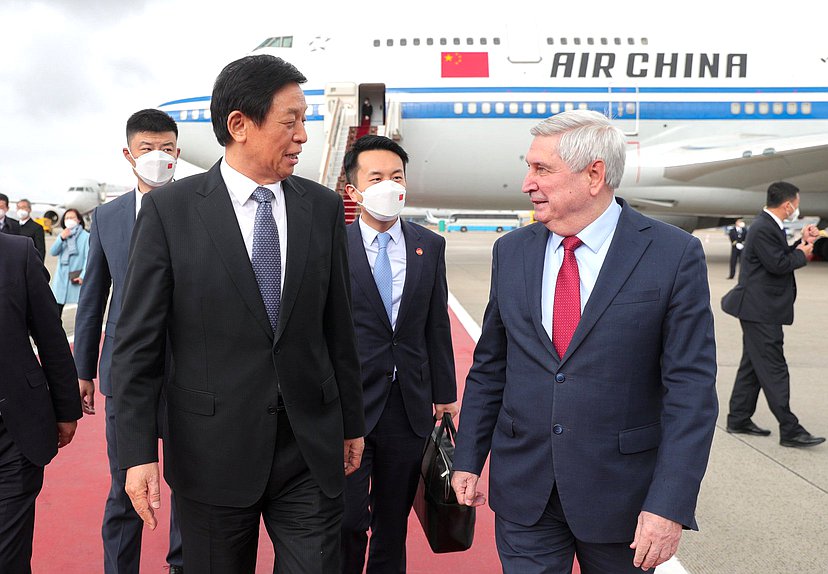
[{"left": 433, "top": 412, "right": 457, "bottom": 445}]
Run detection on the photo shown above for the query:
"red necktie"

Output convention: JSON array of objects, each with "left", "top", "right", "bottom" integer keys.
[{"left": 553, "top": 236, "right": 583, "bottom": 357}]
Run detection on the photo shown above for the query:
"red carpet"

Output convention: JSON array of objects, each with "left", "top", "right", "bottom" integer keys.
[{"left": 31, "top": 311, "right": 578, "bottom": 573}]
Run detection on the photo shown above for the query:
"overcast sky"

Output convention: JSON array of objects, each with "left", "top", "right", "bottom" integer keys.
[{"left": 0, "top": 1, "right": 821, "bottom": 204}]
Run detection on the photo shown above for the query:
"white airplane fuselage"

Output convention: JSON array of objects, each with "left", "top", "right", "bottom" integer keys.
[{"left": 159, "top": 27, "right": 828, "bottom": 230}]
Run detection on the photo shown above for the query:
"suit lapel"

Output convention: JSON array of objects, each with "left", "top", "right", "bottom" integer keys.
[
  {"left": 561, "top": 202, "right": 652, "bottom": 364},
  {"left": 394, "top": 221, "right": 422, "bottom": 333},
  {"left": 274, "top": 177, "right": 312, "bottom": 343},
  {"left": 524, "top": 223, "right": 557, "bottom": 360},
  {"left": 121, "top": 191, "right": 136, "bottom": 252},
  {"left": 348, "top": 221, "right": 393, "bottom": 332},
  {"left": 195, "top": 163, "right": 273, "bottom": 339}
]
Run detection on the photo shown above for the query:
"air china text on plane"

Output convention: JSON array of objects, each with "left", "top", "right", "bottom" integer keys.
[{"left": 550, "top": 53, "right": 748, "bottom": 78}]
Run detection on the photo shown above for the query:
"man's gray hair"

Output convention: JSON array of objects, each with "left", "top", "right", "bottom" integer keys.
[{"left": 530, "top": 110, "right": 626, "bottom": 190}]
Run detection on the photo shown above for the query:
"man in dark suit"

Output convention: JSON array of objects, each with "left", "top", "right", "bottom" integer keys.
[
  {"left": 74, "top": 109, "right": 183, "bottom": 574},
  {"left": 0, "top": 193, "right": 21, "bottom": 235},
  {"left": 451, "top": 110, "right": 718, "bottom": 573},
  {"left": 340, "top": 136, "right": 457, "bottom": 573},
  {"left": 726, "top": 218, "right": 747, "bottom": 279},
  {"left": 111, "top": 55, "right": 364, "bottom": 573},
  {"left": 15, "top": 199, "right": 47, "bottom": 260},
  {"left": 722, "top": 182, "right": 825, "bottom": 448},
  {"left": 0, "top": 233, "right": 81, "bottom": 572}
]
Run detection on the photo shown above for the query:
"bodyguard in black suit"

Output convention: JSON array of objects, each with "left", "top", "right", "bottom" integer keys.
[
  {"left": 340, "top": 136, "right": 457, "bottom": 573},
  {"left": 0, "top": 193, "right": 21, "bottom": 235},
  {"left": 111, "top": 55, "right": 364, "bottom": 573},
  {"left": 723, "top": 182, "right": 825, "bottom": 447},
  {"left": 15, "top": 200, "right": 47, "bottom": 260},
  {"left": 0, "top": 233, "right": 81, "bottom": 572},
  {"left": 726, "top": 219, "right": 746, "bottom": 279}
]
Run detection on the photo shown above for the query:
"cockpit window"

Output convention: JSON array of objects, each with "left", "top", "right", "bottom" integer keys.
[{"left": 255, "top": 36, "right": 293, "bottom": 50}]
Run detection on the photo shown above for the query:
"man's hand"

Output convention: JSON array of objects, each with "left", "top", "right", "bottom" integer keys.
[
  {"left": 125, "top": 463, "right": 161, "bottom": 530},
  {"left": 801, "top": 224, "right": 820, "bottom": 244},
  {"left": 451, "top": 471, "right": 487, "bottom": 507},
  {"left": 79, "top": 379, "right": 95, "bottom": 415},
  {"left": 56, "top": 421, "right": 77, "bottom": 448},
  {"left": 630, "top": 511, "right": 682, "bottom": 571},
  {"left": 343, "top": 437, "right": 364, "bottom": 477},
  {"left": 71, "top": 277, "right": 83, "bottom": 285},
  {"left": 796, "top": 241, "right": 814, "bottom": 257},
  {"left": 434, "top": 402, "right": 459, "bottom": 420}
]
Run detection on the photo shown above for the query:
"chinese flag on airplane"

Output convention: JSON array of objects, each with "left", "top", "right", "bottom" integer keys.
[{"left": 441, "top": 52, "right": 489, "bottom": 78}]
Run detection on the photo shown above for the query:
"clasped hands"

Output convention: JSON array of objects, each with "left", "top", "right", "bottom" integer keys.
[{"left": 797, "top": 223, "right": 820, "bottom": 256}]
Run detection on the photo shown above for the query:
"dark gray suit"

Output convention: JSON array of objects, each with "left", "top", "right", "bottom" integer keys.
[{"left": 74, "top": 191, "right": 182, "bottom": 573}]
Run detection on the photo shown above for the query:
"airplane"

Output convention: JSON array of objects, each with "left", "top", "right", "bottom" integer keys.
[
  {"left": 25, "top": 179, "right": 131, "bottom": 229},
  {"left": 156, "top": 23, "right": 828, "bottom": 234}
]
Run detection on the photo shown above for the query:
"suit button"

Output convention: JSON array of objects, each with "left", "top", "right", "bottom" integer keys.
[
  {"left": 386, "top": 371, "right": 394, "bottom": 380},
  {"left": 555, "top": 373, "right": 566, "bottom": 383},
  {"left": 392, "top": 339, "right": 398, "bottom": 346},
  {"left": 552, "top": 424, "right": 563, "bottom": 435},
  {"left": 273, "top": 346, "right": 280, "bottom": 354},
  {"left": 267, "top": 405, "right": 277, "bottom": 415}
]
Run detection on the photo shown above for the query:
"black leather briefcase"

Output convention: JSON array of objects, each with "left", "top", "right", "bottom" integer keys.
[{"left": 413, "top": 413, "right": 476, "bottom": 553}]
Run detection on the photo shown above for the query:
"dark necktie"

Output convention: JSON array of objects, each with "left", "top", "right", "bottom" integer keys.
[
  {"left": 251, "top": 186, "right": 282, "bottom": 332},
  {"left": 553, "top": 236, "right": 583, "bottom": 357}
]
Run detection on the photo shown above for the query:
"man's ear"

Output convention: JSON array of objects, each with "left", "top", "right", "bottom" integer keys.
[
  {"left": 123, "top": 148, "right": 135, "bottom": 166},
  {"left": 226, "top": 111, "right": 248, "bottom": 143},
  {"left": 587, "top": 160, "right": 607, "bottom": 196},
  {"left": 345, "top": 184, "right": 361, "bottom": 204}
]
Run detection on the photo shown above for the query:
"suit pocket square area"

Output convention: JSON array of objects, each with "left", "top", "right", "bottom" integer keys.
[{"left": 611, "top": 288, "right": 660, "bottom": 305}]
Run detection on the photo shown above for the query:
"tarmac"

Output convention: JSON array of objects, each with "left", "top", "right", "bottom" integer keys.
[{"left": 45, "top": 224, "right": 828, "bottom": 573}]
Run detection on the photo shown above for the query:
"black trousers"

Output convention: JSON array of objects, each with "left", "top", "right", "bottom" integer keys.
[
  {"left": 728, "top": 247, "right": 742, "bottom": 278},
  {"left": 175, "top": 411, "right": 342, "bottom": 573},
  {"left": 728, "top": 320, "right": 805, "bottom": 439},
  {"left": 341, "top": 382, "right": 426, "bottom": 574},
  {"left": 495, "top": 486, "right": 652, "bottom": 574},
  {"left": 0, "top": 417, "right": 44, "bottom": 574}
]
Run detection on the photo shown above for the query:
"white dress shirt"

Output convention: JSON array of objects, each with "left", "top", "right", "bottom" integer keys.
[
  {"left": 358, "top": 216, "right": 406, "bottom": 330},
  {"left": 763, "top": 207, "right": 786, "bottom": 230},
  {"left": 542, "top": 199, "right": 622, "bottom": 341},
  {"left": 220, "top": 158, "right": 288, "bottom": 293}
]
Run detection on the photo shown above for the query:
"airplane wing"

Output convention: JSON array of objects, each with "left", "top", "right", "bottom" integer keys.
[{"left": 656, "top": 133, "right": 828, "bottom": 192}]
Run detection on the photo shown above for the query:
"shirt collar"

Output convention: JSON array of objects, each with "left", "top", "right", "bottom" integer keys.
[
  {"left": 220, "top": 157, "right": 282, "bottom": 205},
  {"left": 763, "top": 208, "right": 785, "bottom": 230},
  {"left": 549, "top": 197, "right": 622, "bottom": 253},
  {"left": 358, "top": 216, "right": 403, "bottom": 247}
]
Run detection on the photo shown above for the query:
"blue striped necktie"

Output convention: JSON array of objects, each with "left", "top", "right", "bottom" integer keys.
[
  {"left": 374, "top": 232, "right": 393, "bottom": 324},
  {"left": 251, "top": 186, "right": 282, "bottom": 332}
]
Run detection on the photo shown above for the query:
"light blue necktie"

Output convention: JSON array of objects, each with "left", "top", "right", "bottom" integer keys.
[
  {"left": 251, "top": 186, "right": 282, "bottom": 332},
  {"left": 374, "top": 232, "right": 393, "bottom": 324}
]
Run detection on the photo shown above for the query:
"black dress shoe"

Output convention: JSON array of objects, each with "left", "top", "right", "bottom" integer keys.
[
  {"left": 168, "top": 566, "right": 184, "bottom": 574},
  {"left": 726, "top": 421, "right": 771, "bottom": 436},
  {"left": 780, "top": 432, "right": 826, "bottom": 448}
]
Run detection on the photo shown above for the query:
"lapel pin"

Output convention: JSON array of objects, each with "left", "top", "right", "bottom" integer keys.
[{"left": 416, "top": 247, "right": 423, "bottom": 256}]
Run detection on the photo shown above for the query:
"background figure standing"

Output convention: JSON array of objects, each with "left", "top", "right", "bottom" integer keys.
[
  {"left": 111, "top": 55, "right": 364, "bottom": 573},
  {"left": 361, "top": 98, "right": 373, "bottom": 125},
  {"left": 0, "top": 233, "right": 81, "bottom": 573},
  {"left": 73, "top": 109, "right": 183, "bottom": 574},
  {"left": 723, "top": 181, "right": 825, "bottom": 448},
  {"left": 340, "top": 135, "right": 457, "bottom": 573},
  {"left": 49, "top": 209, "right": 89, "bottom": 315},
  {"left": 452, "top": 110, "right": 718, "bottom": 573},
  {"left": 16, "top": 199, "right": 47, "bottom": 260},
  {"left": 727, "top": 218, "right": 747, "bottom": 279},
  {"left": 0, "top": 192, "right": 21, "bottom": 235}
]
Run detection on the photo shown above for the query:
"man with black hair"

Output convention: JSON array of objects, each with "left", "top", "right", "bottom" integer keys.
[
  {"left": 340, "top": 135, "right": 456, "bottom": 573},
  {"left": 111, "top": 55, "right": 364, "bottom": 572},
  {"left": 15, "top": 199, "right": 47, "bottom": 260},
  {"left": 0, "top": 193, "right": 21, "bottom": 235},
  {"left": 723, "top": 181, "right": 825, "bottom": 448},
  {"left": 73, "top": 108, "right": 183, "bottom": 573}
]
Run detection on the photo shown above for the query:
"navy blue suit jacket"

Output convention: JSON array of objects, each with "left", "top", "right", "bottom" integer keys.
[
  {"left": 347, "top": 220, "right": 456, "bottom": 438},
  {"left": 453, "top": 199, "right": 718, "bottom": 542},
  {"left": 74, "top": 191, "right": 136, "bottom": 397}
]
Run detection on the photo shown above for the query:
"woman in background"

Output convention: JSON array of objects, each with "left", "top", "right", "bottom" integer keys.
[{"left": 50, "top": 208, "right": 89, "bottom": 315}]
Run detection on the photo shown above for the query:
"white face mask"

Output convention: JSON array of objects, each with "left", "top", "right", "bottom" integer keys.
[
  {"left": 357, "top": 180, "right": 406, "bottom": 222},
  {"left": 785, "top": 204, "right": 800, "bottom": 223},
  {"left": 130, "top": 149, "right": 177, "bottom": 187},
  {"left": 64, "top": 219, "right": 79, "bottom": 230},
  {"left": 17, "top": 209, "right": 30, "bottom": 220}
]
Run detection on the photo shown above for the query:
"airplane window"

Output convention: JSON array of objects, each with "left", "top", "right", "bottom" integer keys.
[
  {"left": 625, "top": 102, "right": 636, "bottom": 115},
  {"left": 255, "top": 37, "right": 274, "bottom": 50},
  {"left": 387, "top": 39, "right": 393, "bottom": 46},
  {"left": 493, "top": 37, "right": 500, "bottom": 45},
  {"left": 561, "top": 38, "right": 568, "bottom": 45},
  {"left": 547, "top": 37, "right": 554, "bottom": 45},
  {"left": 802, "top": 102, "right": 812, "bottom": 114},
  {"left": 574, "top": 38, "right": 581, "bottom": 45},
  {"left": 204, "top": 109, "right": 211, "bottom": 119},
  {"left": 641, "top": 38, "right": 649, "bottom": 45},
  {"left": 578, "top": 102, "right": 588, "bottom": 110},
  {"left": 427, "top": 38, "right": 434, "bottom": 45},
  {"left": 467, "top": 37, "right": 473, "bottom": 45},
  {"left": 414, "top": 38, "right": 420, "bottom": 46},
  {"left": 179, "top": 110, "right": 188, "bottom": 120},
  {"left": 614, "top": 38, "right": 621, "bottom": 45},
  {"left": 373, "top": 40, "right": 380, "bottom": 47},
  {"left": 744, "top": 102, "right": 755, "bottom": 114},
  {"left": 440, "top": 38, "right": 447, "bottom": 45},
  {"left": 400, "top": 39, "right": 407, "bottom": 46},
  {"left": 509, "top": 102, "right": 519, "bottom": 114},
  {"left": 537, "top": 102, "right": 547, "bottom": 114},
  {"left": 495, "top": 102, "right": 505, "bottom": 114},
  {"left": 522, "top": 103, "right": 533, "bottom": 114},
  {"left": 616, "top": 103, "right": 624, "bottom": 117},
  {"left": 787, "top": 102, "right": 797, "bottom": 114},
  {"left": 564, "top": 102, "right": 575, "bottom": 111},
  {"left": 550, "top": 102, "right": 561, "bottom": 114},
  {"left": 773, "top": 102, "right": 783, "bottom": 115},
  {"left": 191, "top": 109, "right": 199, "bottom": 120},
  {"left": 600, "top": 38, "right": 608, "bottom": 45},
  {"left": 482, "top": 102, "right": 491, "bottom": 114},
  {"left": 480, "top": 38, "right": 487, "bottom": 45},
  {"left": 731, "top": 102, "right": 741, "bottom": 115},
  {"left": 283, "top": 37, "right": 292, "bottom": 48},
  {"left": 468, "top": 102, "right": 478, "bottom": 114},
  {"left": 628, "top": 37, "right": 635, "bottom": 45},
  {"left": 453, "top": 38, "right": 460, "bottom": 45},
  {"left": 587, "top": 38, "right": 594, "bottom": 45},
  {"left": 454, "top": 103, "right": 463, "bottom": 115},
  {"left": 270, "top": 38, "right": 283, "bottom": 48},
  {"left": 759, "top": 102, "right": 769, "bottom": 115}
]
